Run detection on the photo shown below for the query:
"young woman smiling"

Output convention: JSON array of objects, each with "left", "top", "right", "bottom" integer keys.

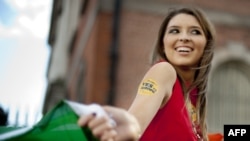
[{"left": 78, "top": 6, "right": 216, "bottom": 141}]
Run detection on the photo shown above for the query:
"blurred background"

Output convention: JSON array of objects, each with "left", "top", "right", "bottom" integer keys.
[
  {"left": 0, "top": 0, "right": 250, "bottom": 134},
  {"left": 0, "top": 0, "right": 51, "bottom": 126}
]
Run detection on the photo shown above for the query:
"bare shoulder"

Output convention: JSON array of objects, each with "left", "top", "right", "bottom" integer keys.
[
  {"left": 140, "top": 62, "right": 177, "bottom": 96},
  {"left": 151, "top": 62, "right": 175, "bottom": 72},
  {"left": 146, "top": 62, "right": 177, "bottom": 82}
]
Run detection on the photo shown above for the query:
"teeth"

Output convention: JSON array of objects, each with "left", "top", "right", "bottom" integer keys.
[{"left": 176, "top": 47, "right": 192, "bottom": 52}]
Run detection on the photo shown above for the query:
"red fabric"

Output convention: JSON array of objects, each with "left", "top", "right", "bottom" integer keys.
[
  {"left": 190, "top": 89, "right": 198, "bottom": 106},
  {"left": 139, "top": 78, "right": 197, "bottom": 141}
]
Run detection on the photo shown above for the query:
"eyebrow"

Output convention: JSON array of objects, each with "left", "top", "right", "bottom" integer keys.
[
  {"left": 166, "top": 25, "right": 203, "bottom": 30},
  {"left": 190, "top": 26, "right": 202, "bottom": 29},
  {"left": 167, "top": 25, "right": 179, "bottom": 29}
]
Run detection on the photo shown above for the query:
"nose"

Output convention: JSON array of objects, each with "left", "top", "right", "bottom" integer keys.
[
  {"left": 179, "top": 33, "right": 190, "bottom": 42},
  {"left": 180, "top": 38, "right": 190, "bottom": 42}
]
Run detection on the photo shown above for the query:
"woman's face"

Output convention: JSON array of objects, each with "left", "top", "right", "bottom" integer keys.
[{"left": 163, "top": 13, "right": 207, "bottom": 68}]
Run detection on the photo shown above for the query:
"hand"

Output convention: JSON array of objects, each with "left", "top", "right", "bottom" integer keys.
[
  {"left": 78, "top": 113, "right": 117, "bottom": 141},
  {"left": 103, "top": 106, "right": 141, "bottom": 141}
]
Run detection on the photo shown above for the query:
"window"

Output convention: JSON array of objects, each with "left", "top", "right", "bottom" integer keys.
[{"left": 207, "top": 60, "right": 250, "bottom": 133}]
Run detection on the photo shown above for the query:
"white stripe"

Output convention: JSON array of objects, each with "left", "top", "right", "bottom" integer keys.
[{"left": 0, "top": 126, "right": 33, "bottom": 140}]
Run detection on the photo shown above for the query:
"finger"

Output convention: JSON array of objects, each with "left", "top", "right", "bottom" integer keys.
[
  {"left": 88, "top": 116, "right": 109, "bottom": 129},
  {"left": 77, "top": 113, "right": 96, "bottom": 126},
  {"left": 103, "top": 106, "right": 125, "bottom": 123},
  {"left": 100, "top": 130, "right": 117, "bottom": 141},
  {"left": 89, "top": 117, "right": 115, "bottom": 137}
]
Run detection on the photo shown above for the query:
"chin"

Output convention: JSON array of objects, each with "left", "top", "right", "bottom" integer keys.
[{"left": 173, "top": 63, "right": 198, "bottom": 68}]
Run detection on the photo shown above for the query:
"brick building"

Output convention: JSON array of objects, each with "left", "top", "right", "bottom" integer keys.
[{"left": 44, "top": 0, "right": 250, "bottom": 133}]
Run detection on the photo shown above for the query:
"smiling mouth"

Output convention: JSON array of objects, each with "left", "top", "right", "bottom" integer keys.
[{"left": 175, "top": 47, "right": 193, "bottom": 53}]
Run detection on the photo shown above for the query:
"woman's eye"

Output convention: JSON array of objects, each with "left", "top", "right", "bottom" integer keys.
[
  {"left": 191, "top": 29, "right": 202, "bottom": 35},
  {"left": 168, "top": 29, "right": 179, "bottom": 34}
]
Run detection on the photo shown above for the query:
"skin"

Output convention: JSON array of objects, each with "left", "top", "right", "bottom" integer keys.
[
  {"left": 164, "top": 13, "right": 206, "bottom": 82},
  {"left": 78, "top": 106, "right": 141, "bottom": 141},
  {"left": 78, "top": 13, "right": 207, "bottom": 141}
]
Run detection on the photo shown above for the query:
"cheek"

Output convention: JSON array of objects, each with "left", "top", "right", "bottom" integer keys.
[
  {"left": 197, "top": 38, "right": 207, "bottom": 53},
  {"left": 163, "top": 43, "right": 175, "bottom": 58},
  {"left": 195, "top": 43, "right": 207, "bottom": 63},
  {"left": 163, "top": 37, "right": 175, "bottom": 51}
]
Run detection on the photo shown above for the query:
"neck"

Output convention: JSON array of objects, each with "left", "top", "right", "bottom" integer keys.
[{"left": 174, "top": 66, "right": 195, "bottom": 84}]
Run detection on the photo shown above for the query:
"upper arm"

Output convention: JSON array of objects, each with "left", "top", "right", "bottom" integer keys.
[{"left": 128, "top": 62, "right": 176, "bottom": 132}]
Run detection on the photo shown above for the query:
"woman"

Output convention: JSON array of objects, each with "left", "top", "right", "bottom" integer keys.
[{"left": 78, "top": 6, "right": 216, "bottom": 141}]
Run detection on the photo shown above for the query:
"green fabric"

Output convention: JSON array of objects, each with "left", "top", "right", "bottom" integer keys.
[{"left": 0, "top": 100, "right": 99, "bottom": 141}]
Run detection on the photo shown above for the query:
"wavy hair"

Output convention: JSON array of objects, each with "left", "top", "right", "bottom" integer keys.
[{"left": 151, "top": 6, "right": 216, "bottom": 141}]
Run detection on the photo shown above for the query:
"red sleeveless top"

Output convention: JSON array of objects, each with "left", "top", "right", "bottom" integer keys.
[{"left": 139, "top": 78, "right": 198, "bottom": 141}]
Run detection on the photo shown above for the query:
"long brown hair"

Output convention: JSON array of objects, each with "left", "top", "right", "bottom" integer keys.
[{"left": 151, "top": 6, "right": 216, "bottom": 140}]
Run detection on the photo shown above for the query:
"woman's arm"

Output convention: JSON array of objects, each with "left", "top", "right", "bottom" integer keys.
[
  {"left": 128, "top": 62, "right": 176, "bottom": 133},
  {"left": 78, "top": 62, "right": 176, "bottom": 141}
]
